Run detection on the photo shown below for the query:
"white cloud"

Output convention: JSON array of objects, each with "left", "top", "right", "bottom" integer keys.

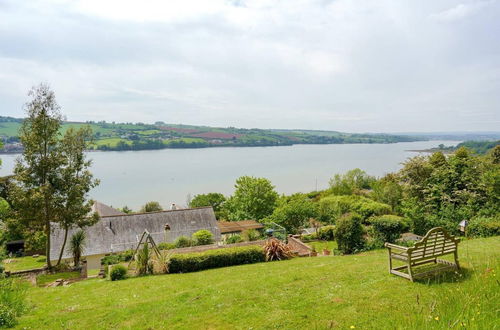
[
  {"left": 429, "top": 1, "right": 494, "bottom": 22},
  {"left": 0, "top": 0, "right": 499, "bottom": 132}
]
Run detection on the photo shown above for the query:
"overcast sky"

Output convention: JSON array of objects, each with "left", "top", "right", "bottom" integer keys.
[{"left": 0, "top": 0, "right": 499, "bottom": 132}]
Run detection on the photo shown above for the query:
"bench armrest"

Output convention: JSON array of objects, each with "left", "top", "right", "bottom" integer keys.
[{"left": 384, "top": 243, "right": 408, "bottom": 251}]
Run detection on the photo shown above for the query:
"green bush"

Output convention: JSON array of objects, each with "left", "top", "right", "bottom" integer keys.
[
  {"left": 369, "top": 215, "right": 410, "bottom": 243},
  {"left": 242, "top": 229, "right": 261, "bottom": 241},
  {"left": 468, "top": 216, "right": 500, "bottom": 237},
  {"left": 157, "top": 242, "right": 176, "bottom": 250},
  {"left": 334, "top": 213, "right": 365, "bottom": 254},
  {"left": 318, "top": 225, "right": 335, "bottom": 240},
  {"left": 109, "top": 265, "right": 127, "bottom": 281},
  {"left": 225, "top": 234, "right": 243, "bottom": 244},
  {"left": 192, "top": 230, "right": 214, "bottom": 246},
  {"left": 174, "top": 236, "right": 192, "bottom": 248},
  {"left": 300, "top": 233, "right": 317, "bottom": 242},
  {"left": 101, "top": 250, "right": 134, "bottom": 266},
  {"left": 318, "top": 195, "right": 391, "bottom": 224},
  {"left": 0, "top": 277, "right": 26, "bottom": 328},
  {"left": 169, "top": 246, "right": 265, "bottom": 273}
]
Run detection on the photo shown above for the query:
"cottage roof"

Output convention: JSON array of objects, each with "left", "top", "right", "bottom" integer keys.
[
  {"left": 218, "top": 220, "right": 264, "bottom": 234},
  {"left": 50, "top": 207, "right": 220, "bottom": 260}
]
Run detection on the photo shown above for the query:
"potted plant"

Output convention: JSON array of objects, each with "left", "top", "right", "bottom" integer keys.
[
  {"left": 310, "top": 246, "right": 318, "bottom": 257},
  {"left": 323, "top": 248, "right": 331, "bottom": 256}
]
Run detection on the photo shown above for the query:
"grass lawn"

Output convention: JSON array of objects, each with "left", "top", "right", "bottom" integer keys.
[
  {"left": 2, "top": 255, "right": 46, "bottom": 272},
  {"left": 16, "top": 237, "right": 499, "bottom": 329}
]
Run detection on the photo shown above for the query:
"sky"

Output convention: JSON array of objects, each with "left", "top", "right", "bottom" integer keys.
[{"left": 0, "top": 0, "right": 499, "bottom": 133}]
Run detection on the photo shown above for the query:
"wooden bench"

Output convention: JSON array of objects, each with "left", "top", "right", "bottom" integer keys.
[{"left": 384, "top": 227, "right": 460, "bottom": 281}]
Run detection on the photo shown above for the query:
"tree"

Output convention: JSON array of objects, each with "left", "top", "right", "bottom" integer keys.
[
  {"left": 189, "top": 193, "right": 226, "bottom": 219},
  {"left": 266, "top": 194, "right": 317, "bottom": 233},
  {"left": 140, "top": 201, "right": 163, "bottom": 213},
  {"left": 10, "top": 84, "right": 99, "bottom": 268},
  {"left": 120, "top": 206, "right": 133, "bottom": 214},
  {"left": 371, "top": 173, "right": 403, "bottom": 212},
  {"left": 225, "top": 176, "right": 278, "bottom": 221},
  {"left": 10, "top": 84, "right": 64, "bottom": 269},
  {"left": 68, "top": 230, "right": 86, "bottom": 266},
  {"left": 55, "top": 127, "right": 99, "bottom": 265},
  {"left": 329, "top": 168, "right": 375, "bottom": 195}
]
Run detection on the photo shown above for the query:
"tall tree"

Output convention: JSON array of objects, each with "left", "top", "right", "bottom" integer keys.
[
  {"left": 10, "top": 84, "right": 99, "bottom": 269},
  {"left": 55, "top": 127, "right": 99, "bottom": 265},
  {"left": 10, "top": 84, "right": 64, "bottom": 269}
]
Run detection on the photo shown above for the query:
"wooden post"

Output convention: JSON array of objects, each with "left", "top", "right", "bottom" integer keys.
[{"left": 387, "top": 248, "right": 393, "bottom": 273}]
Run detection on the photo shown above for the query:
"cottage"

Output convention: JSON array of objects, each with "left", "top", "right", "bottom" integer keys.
[{"left": 50, "top": 205, "right": 220, "bottom": 269}]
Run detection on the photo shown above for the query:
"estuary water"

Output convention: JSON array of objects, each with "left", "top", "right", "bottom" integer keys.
[{"left": 0, "top": 140, "right": 456, "bottom": 210}]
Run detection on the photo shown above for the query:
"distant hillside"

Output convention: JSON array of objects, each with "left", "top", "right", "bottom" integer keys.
[
  {"left": 430, "top": 140, "right": 500, "bottom": 155},
  {"left": 1, "top": 116, "right": 422, "bottom": 152}
]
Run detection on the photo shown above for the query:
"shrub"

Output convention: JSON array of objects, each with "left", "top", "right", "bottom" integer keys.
[
  {"left": 318, "top": 195, "right": 391, "bottom": 224},
  {"left": 0, "top": 264, "right": 4, "bottom": 275},
  {"left": 0, "top": 277, "right": 26, "bottom": 328},
  {"left": 109, "top": 265, "right": 127, "bottom": 281},
  {"left": 300, "top": 233, "right": 317, "bottom": 242},
  {"left": 169, "top": 246, "right": 265, "bottom": 273},
  {"left": 468, "top": 216, "right": 500, "bottom": 237},
  {"left": 135, "top": 244, "right": 153, "bottom": 276},
  {"left": 242, "top": 229, "right": 261, "bottom": 241},
  {"left": 174, "top": 236, "right": 192, "bottom": 248},
  {"left": 157, "top": 242, "right": 176, "bottom": 250},
  {"left": 318, "top": 225, "right": 335, "bottom": 240},
  {"left": 192, "top": 230, "right": 214, "bottom": 246},
  {"left": 334, "top": 213, "right": 365, "bottom": 254},
  {"left": 369, "top": 215, "right": 410, "bottom": 243},
  {"left": 101, "top": 254, "right": 122, "bottom": 266},
  {"left": 225, "top": 234, "right": 243, "bottom": 244},
  {"left": 152, "top": 251, "right": 172, "bottom": 274},
  {"left": 264, "top": 238, "right": 294, "bottom": 261}
]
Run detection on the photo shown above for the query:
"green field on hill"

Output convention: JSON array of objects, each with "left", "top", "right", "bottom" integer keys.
[{"left": 15, "top": 237, "right": 499, "bottom": 329}]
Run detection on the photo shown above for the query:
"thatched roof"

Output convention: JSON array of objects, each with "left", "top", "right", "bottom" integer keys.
[
  {"left": 50, "top": 207, "right": 220, "bottom": 260},
  {"left": 218, "top": 220, "right": 264, "bottom": 234},
  {"left": 91, "top": 201, "right": 126, "bottom": 217}
]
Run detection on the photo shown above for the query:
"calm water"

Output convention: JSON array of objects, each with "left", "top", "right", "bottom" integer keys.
[{"left": 0, "top": 141, "right": 456, "bottom": 210}]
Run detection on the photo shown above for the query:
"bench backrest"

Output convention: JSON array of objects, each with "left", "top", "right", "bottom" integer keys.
[{"left": 408, "top": 227, "right": 459, "bottom": 259}]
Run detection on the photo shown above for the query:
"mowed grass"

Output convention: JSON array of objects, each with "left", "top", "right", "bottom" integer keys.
[
  {"left": 3, "top": 255, "right": 46, "bottom": 272},
  {"left": 16, "top": 237, "right": 499, "bottom": 329}
]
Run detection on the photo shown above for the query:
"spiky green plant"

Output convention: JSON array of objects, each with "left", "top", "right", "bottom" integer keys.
[
  {"left": 135, "top": 244, "right": 153, "bottom": 275},
  {"left": 68, "top": 230, "right": 86, "bottom": 266}
]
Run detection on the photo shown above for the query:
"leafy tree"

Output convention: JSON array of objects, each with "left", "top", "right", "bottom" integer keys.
[
  {"left": 329, "top": 168, "right": 375, "bottom": 195},
  {"left": 55, "top": 127, "right": 99, "bottom": 265},
  {"left": 225, "top": 176, "right": 278, "bottom": 221},
  {"left": 265, "top": 194, "right": 317, "bottom": 233},
  {"left": 68, "top": 230, "right": 86, "bottom": 266},
  {"left": 140, "top": 201, "right": 163, "bottom": 213},
  {"left": 371, "top": 173, "right": 403, "bottom": 212},
  {"left": 189, "top": 193, "right": 226, "bottom": 219},
  {"left": 10, "top": 84, "right": 64, "bottom": 269}
]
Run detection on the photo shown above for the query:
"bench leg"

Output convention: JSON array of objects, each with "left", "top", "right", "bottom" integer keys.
[
  {"left": 387, "top": 248, "right": 393, "bottom": 273},
  {"left": 407, "top": 258, "right": 414, "bottom": 282},
  {"left": 454, "top": 251, "right": 460, "bottom": 270}
]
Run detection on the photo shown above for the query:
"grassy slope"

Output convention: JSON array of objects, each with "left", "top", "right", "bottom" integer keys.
[
  {"left": 16, "top": 237, "right": 499, "bottom": 329},
  {"left": 3, "top": 255, "right": 46, "bottom": 272}
]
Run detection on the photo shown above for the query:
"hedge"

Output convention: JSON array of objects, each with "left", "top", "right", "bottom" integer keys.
[
  {"left": 468, "top": 216, "right": 500, "bottom": 237},
  {"left": 169, "top": 246, "right": 265, "bottom": 273}
]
